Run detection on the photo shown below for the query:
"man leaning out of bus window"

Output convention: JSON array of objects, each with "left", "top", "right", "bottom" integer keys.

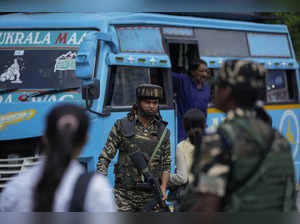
[{"left": 171, "top": 58, "right": 211, "bottom": 143}]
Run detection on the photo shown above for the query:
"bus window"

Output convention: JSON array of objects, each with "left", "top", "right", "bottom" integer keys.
[
  {"left": 0, "top": 50, "right": 80, "bottom": 90},
  {"left": 105, "top": 66, "right": 169, "bottom": 107},
  {"left": 266, "top": 70, "right": 298, "bottom": 103},
  {"left": 247, "top": 33, "right": 291, "bottom": 58},
  {"left": 209, "top": 69, "right": 298, "bottom": 106},
  {"left": 195, "top": 28, "right": 249, "bottom": 57},
  {"left": 116, "top": 26, "right": 165, "bottom": 54},
  {"left": 168, "top": 42, "right": 199, "bottom": 74}
]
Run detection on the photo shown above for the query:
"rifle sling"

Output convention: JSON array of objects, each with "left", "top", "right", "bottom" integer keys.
[{"left": 142, "top": 127, "right": 168, "bottom": 173}]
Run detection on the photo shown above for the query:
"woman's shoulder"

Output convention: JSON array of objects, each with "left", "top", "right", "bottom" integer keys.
[
  {"left": 89, "top": 173, "right": 111, "bottom": 188},
  {"left": 84, "top": 173, "right": 117, "bottom": 212}
]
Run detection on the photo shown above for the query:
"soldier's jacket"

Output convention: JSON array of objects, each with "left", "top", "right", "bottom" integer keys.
[
  {"left": 181, "top": 108, "right": 297, "bottom": 212},
  {"left": 97, "top": 115, "right": 171, "bottom": 190}
]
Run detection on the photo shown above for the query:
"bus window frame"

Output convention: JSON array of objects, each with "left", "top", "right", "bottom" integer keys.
[
  {"left": 103, "top": 65, "right": 174, "bottom": 113},
  {"left": 208, "top": 68, "right": 299, "bottom": 107},
  {"left": 114, "top": 25, "right": 166, "bottom": 54},
  {"left": 165, "top": 39, "right": 200, "bottom": 74},
  {"left": 247, "top": 31, "right": 292, "bottom": 59},
  {"left": 207, "top": 68, "right": 219, "bottom": 108},
  {"left": 194, "top": 27, "right": 250, "bottom": 58},
  {"left": 265, "top": 69, "right": 299, "bottom": 105},
  {"left": 162, "top": 26, "right": 195, "bottom": 38}
]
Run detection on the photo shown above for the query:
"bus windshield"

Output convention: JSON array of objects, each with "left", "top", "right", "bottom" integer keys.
[
  {"left": 0, "top": 49, "right": 81, "bottom": 90},
  {"left": 105, "top": 66, "right": 170, "bottom": 107}
]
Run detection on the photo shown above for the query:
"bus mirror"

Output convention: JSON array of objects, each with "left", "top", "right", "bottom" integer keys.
[
  {"left": 82, "top": 79, "right": 100, "bottom": 100},
  {"left": 75, "top": 32, "right": 98, "bottom": 80},
  {"left": 75, "top": 31, "right": 118, "bottom": 80}
]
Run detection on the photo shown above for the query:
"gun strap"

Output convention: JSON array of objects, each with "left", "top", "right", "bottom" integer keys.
[{"left": 143, "top": 127, "right": 168, "bottom": 173}]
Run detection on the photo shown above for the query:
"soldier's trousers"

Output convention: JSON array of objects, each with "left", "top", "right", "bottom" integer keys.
[{"left": 113, "top": 187, "right": 155, "bottom": 212}]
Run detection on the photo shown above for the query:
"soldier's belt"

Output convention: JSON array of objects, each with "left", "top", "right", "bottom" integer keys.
[
  {"left": 115, "top": 183, "right": 154, "bottom": 192},
  {"left": 135, "top": 182, "right": 153, "bottom": 192}
]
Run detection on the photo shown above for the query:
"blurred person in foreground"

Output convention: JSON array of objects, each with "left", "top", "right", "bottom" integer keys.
[
  {"left": 0, "top": 104, "right": 116, "bottom": 212},
  {"left": 180, "top": 59, "right": 296, "bottom": 212}
]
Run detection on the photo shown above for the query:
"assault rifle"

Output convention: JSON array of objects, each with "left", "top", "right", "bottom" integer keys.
[{"left": 129, "top": 150, "right": 170, "bottom": 212}]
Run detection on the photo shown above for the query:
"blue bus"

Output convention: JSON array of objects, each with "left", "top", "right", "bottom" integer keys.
[{"left": 0, "top": 12, "right": 299, "bottom": 190}]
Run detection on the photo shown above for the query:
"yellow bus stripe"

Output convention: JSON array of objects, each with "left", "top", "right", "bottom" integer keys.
[
  {"left": 264, "top": 104, "right": 300, "bottom": 110},
  {"left": 208, "top": 108, "right": 223, "bottom": 113},
  {"left": 208, "top": 104, "right": 300, "bottom": 113}
]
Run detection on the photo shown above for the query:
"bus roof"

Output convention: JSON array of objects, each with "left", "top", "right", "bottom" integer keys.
[{"left": 0, "top": 12, "right": 288, "bottom": 34}]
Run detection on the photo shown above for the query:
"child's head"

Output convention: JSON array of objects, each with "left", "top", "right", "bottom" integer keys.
[
  {"left": 183, "top": 109, "right": 206, "bottom": 145},
  {"left": 183, "top": 109, "right": 206, "bottom": 133}
]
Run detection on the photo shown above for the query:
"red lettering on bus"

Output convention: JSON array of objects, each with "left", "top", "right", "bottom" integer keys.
[
  {"left": 55, "top": 33, "right": 68, "bottom": 44},
  {"left": 18, "top": 95, "right": 28, "bottom": 102}
]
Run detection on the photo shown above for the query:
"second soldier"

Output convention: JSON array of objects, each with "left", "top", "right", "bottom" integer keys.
[{"left": 180, "top": 60, "right": 297, "bottom": 212}]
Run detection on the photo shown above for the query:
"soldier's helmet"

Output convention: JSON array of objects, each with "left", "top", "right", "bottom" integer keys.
[
  {"left": 215, "top": 59, "right": 266, "bottom": 92},
  {"left": 136, "top": 83, "right": 163, "bottom": 101}
]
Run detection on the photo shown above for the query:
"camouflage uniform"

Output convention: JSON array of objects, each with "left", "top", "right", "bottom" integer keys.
[
  {"left": 180, "top": 60, "right": 297, "bottom": 211},
  {"left": 97, "top": 84, "right": 171, "bottom": 212}
]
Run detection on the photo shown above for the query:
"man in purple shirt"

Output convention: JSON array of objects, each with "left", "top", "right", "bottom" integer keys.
[{"left": 172, "top": 59, "right": 210, "bottom": 143}]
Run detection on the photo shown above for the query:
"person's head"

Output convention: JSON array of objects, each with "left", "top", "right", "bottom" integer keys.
[
  {"left": 136, "top": 83, "right": 163, "bottom": 120},
  {"left": 183, "top": 109, "right": 206, "bottom": 145},
  {"left": 34, "top": 104, "right": 90, "bottom": 211},
  {"left": 189, "top": 59, "right": 209, "bottom": 84},
  {"left": 214, "top": 60, "right": 266, "bottom": 112},
  {"left": 44, "top": 104, "right": 89, "bottom": 156}
]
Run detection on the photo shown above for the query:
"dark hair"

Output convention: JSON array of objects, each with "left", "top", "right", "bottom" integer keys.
[
  {"left": 188, "top": 58, "right": 207, "bottom": 73},
  {"left": 225, "top": 83, "right": 266, "bottom": 109},
  {"left": 231, "top": 88, "right": 260, "bottom": 109},
  {"left": 217, "top": 59, "right": 266, "bottom": 109},
  {"left": 33, "top": 104, "right": 89, "bottom": 211},
  {"left": 183, "top": 109, "right": 206, "bottom": 145}
]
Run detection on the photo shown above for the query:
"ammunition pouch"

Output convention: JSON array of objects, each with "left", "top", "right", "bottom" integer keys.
[
  {"left": 120, "top": 117, "right": 135, "bottom": 138},
  {"left": 135, "top": 182, "right": 153, "bottom": 192}
]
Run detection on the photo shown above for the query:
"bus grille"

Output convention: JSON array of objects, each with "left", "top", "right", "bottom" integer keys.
[
  {"left": 0, "top": 137, "right": 42, "bottom": 192},
  {"left": 0, "top": 156, "right": 40, "bottom": 191}
]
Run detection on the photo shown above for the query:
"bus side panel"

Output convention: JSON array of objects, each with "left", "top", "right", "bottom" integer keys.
[{"left": 208, "top": 109, "right": 300, "bottom": 185}]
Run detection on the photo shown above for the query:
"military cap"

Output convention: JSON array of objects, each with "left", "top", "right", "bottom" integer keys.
[
  {"left": 215, "top": 60, "right": 266, "bottom": 90},
  {"left": 136, "top": 83, "right": 163, "bottom": 100}
]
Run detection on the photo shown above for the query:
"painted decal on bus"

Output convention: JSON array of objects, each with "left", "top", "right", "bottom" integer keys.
[
  {"left": 54, "top": 51, "right": 77, "bottom": 72},
  {"left": 0, "top": 31, "right": 87, "bottom": 47},
  {"left": 0, "top": 58, "right": 22, "bottom": 83},
  {"left": 0, "top": 109, "right": 36, "bottom": 131},
  {"left": 279, "top": 110, "right": 300, "bottom": 159},
  {"left": 0, "top": 93, "right": 79, "bottom": 103}
]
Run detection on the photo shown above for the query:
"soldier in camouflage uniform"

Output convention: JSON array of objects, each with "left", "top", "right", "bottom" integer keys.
[
  {"left": 180, "top": 59, "right": 297, "bottom": 212},
  {"left": 97, "top": 84, "right": 171, "bottom": 212}
]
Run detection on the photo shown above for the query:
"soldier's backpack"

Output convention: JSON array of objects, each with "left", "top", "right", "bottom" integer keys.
[{"left": 219, "top": 118, "right": 296, "bottom": 211}]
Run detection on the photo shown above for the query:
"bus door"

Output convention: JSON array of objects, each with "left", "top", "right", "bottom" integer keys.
[{"left": 100, "top": 26, "right": 176, "bottom": 184}]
